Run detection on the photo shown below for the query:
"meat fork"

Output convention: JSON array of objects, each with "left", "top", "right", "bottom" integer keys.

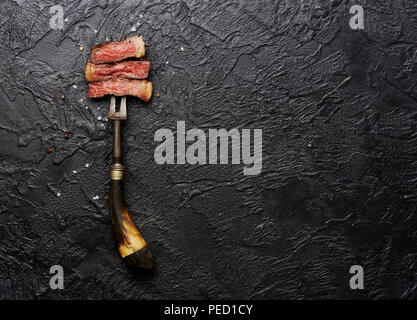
[{"left": 107, "top": 95, "right": 153, "bottom": 269}]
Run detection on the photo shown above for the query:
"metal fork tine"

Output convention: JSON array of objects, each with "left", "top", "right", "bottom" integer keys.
[
  {"left": 108, "top": 96, "right": 127, "bottom": 120},
  {"left": 120, "top": 97, "right": 127, "bottom": 118},
  {"left": 108, "top": 96, "right": 116, "bottom": 118},
  {"left": 110, "top": 96, "right": 116, "bottom": 112}
]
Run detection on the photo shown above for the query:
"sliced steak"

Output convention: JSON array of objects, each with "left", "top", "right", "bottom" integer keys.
[
  {"left": 88, "top": 79, "right": 153, "bottom": 102},
  {"left": 90, "top": 36, "right": 145, "bottom": 64},
  {"left": 85, "top": 61, "right": 150, "bottom": 82}
]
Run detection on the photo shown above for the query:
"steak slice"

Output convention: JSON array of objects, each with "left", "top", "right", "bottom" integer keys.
[
  {"left": 88, "top": 79, "right": 153, "bottom": 102},
  {"left": 85, "top": 61, "right": 150, "bottom": 82},
  {"left": 90, "top": 36, "right": 145, "bottom": 64}
]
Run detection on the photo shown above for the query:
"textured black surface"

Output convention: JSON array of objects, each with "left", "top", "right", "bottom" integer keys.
[{"left": 0, "top": 0, "right": 417, "bottom": 299}]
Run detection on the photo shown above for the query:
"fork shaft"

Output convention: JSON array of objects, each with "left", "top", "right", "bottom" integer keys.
[
  {"left": 111, "top": 120, "right": 123, "bottom": 176},
  {"left": 109, "top": 120, "right": 153, "bottom": 269}
]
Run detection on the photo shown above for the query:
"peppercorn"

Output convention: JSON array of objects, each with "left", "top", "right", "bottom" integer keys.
[
  {"left": 64, "top": 133, "right": 69, "bottom": 139},
  {"left": 61, "top": 93, "right": 65, "bottom": 100},
  {"left": 156, "top": 93, "right": 160, "bottom": 98},
  {"left": 46, "top": 148, "right": 52, "bottom": 153}
]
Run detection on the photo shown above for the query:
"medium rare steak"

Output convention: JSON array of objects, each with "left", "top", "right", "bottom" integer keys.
[
  {"left": 85, "top": 61, "right": 150, "bottom": 82},
  {"left": 88, "top": 79, "right": 153, "bottom": 102},
  {"left": 90, "top": 36, "right": 145, "bottom": 64}
]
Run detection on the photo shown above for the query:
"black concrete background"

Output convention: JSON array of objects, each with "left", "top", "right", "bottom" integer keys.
[{"left": 0, "top": 0, "right": 416, "bottom": 299}]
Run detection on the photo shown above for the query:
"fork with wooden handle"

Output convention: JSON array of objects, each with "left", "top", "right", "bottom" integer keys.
[{"left": 108, "top": 95, "right": 153, "bottom": 269}]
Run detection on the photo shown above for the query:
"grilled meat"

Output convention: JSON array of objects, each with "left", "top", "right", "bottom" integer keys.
[
  {"left": 90, "top": 36, "right": 145, "bottom": 64},
  {"left": 88, "top": 78, "right": 153, "bottom": 102},
  {"left": 85, "top": 61, "right": 150, "bottom": 82}
]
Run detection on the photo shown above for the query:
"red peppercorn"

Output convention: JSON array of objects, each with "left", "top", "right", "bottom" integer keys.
[
  {"left": 46, "top": 148, "right": 52, "bottom": 153},
  {"left": 64, "top": 133, "right": 69, "bottom": 139}
]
